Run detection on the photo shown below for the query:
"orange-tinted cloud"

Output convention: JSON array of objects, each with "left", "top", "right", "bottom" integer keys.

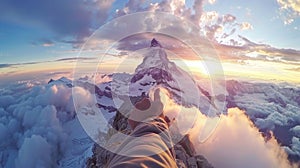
[{"left": 190, "top": 108, "right": 298, "bottom": 168}]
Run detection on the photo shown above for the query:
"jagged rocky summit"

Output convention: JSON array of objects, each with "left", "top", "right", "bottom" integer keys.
[{"left": 150, "top": 38, "right": 162, "bottom": 47}]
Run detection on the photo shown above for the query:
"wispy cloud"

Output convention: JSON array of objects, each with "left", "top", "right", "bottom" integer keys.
[
  {"left": 113, "top": 32, "right": 300, "bottom": 65},
  {"left": 239, "top": 22, "right": 253, "bottom": 30},
  {"left": 0, "top": 64, "right": 13, "bottom": 68},
  {"left": 0, "top": 57, "right": 97, "bottom": 69},
  {"left": 286, "top": 67, "right": 300, "bottom": 72},
  {"left": 114, "top": 33, "right": 206, "bottom": 61},
  {"left": 216, "top": 35, "right": 300, "bottom": 64},
  {"left": 55, "top": 57, "right": 96, "bottom": 62},
  {"left": 0, "top": 61, "right": 43, "bottom": 69},
  {"left": 45, "top": 71, "right": 71, "bottom": 77},
  {"left": 32, "top": 39, "right": 54, "bottom": 47}
]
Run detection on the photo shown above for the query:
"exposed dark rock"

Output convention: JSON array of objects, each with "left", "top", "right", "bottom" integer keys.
[
  {"left": 179, "top": 135, "right": 196, "bottom": 157},
  {"left": 95, "top": 86, "right": 112, "bottom": 98},
  {"left": 195, "top": 155, "right": 214, "bottom": 168},
  {"left": 86, "top": 39, "right": 214, "bottom": 167},
  {"left": 131, "top": 67, "right": 173, "bottom": 83},
  {"left": 48, "top": 79, "right": 54, "bottom": 84},
  {"left": 96, "top": 103, "right": 118, "bottom": 113},
  {"left": 87, "top": 103, "right": 213, "bottom": 168},
  {"left": 150, "top": 38, "right": 162, "bottom": 47}
]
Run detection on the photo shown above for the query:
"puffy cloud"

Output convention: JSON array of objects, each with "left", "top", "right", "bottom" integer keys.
[
  {"left": 94, "top": 0, "right": 116, "bottom": 26},
  {"left": 192, "top": 0, "right": 205, "bottom": 24},
  {"left": 224, "top": 80, "right": 300, "bottom": 162},
  {"left": 208, "top": 0, "right": 216, "bottom": 4},
  {"left": 277, "top": 0, "right": 300, "bottom": 25},
  {"left": 291, "top": 126, "right": 300, "bottom": 137},
  {"left": 240, "top": 22, "right": 253, "bottom": 30},
  {"left": 75, "top": 0, "right": 253, "bottom": 53},
  {"left": 200, "top": 11, "right": 219, "bottom": 23},
  {"left": 114, "top": 0, "right": 173, "bottom": 16},
  {"left": 157, "top": 85, "right": 297, "bottom": 167},
  {"left": 0, "top": 122, "right": 9, "bottom": 143},
  {"left": 291, "top": 137, "right": 300, "bottom": 155},
  {"left": 205, "top": 24, "right": 224, "bottom": 40},
  {"left": 15, "top": 135, "right": 52, "bottom": 168},
  {"left": 83, "top": 0, "right": 298, "bottom": 65},
  {"left": 222, "top": 14, "right": 236, "bottom": 23},
  {"left": 106, "top": 1, "right": 198, "bottom": 38},
  {"left": 190, "top": 108, "right": 297, "bottom": 168},
  {"left": 73, "top": 86, "right": 94, "bottom": 109},
  {"left": 170, "top": 0, "right": 186, "bottom": 15},
  {"left": 32, "top": 39, "right": 54, "bottom": 47},
  {"left": 0, "top": 95, "right": 15, "bottom": 109},
  {"left": 152, "top": 85, "right": 298, "bottom": 166},
  {"left": 266, "top": 111, "right": 288, "bottom": 126},
  {"left": 0, "top": 78, "right": 95, "bottom": 167}
]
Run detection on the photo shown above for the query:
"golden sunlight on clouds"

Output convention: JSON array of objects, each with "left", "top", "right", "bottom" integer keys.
[
  {"left": 96, "top": 56, "right": 142, "bottom": 73},
  {"left": 1, "top": 51, "right": 299, "bottom": 85},
  {"left": 222, "top": 60, "right": 300, "bottom": 83},
  {"left": 170, "top": 0, "right": 185, "bottom": 14},
  {"left": 208, "top": 0, "right": 216, "bottom": 4},
  {"left": 240, "top": 22, "right": 253, "bottom": 30},
  {"left": 200, "top": 11, "right": 219, "bottom": 23},
  {"left": 0, "top": 62, "right": 74, "bottom": 84},
  {"left": 277, "top": 0, "right": 300, "bottom": 24},
  {"left": 174, "top": 57, "right": 300, "bottom": 84},
  {"left": 278, "top": 0, "right": 300, "bottom": 13},
  {"left": 0, "top": 62, "right": 74, "bottom": 76},
  {"left": 190, "top": 108, "right": 297, "bottom": 168},
  {"left": 175, "top": 60, "right": 210, "bottom": 76},
  {"left": 160, "top": 87, "right": 297, "bottom": 168}
]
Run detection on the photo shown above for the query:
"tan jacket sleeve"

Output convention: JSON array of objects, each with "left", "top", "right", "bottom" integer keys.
[{"left": 106, "top": 118, "right": 177, "bottom": 168}]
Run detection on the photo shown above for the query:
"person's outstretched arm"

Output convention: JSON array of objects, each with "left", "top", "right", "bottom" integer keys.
[{"left": 107, "top": 88, "right": 177, "bottom": 168}]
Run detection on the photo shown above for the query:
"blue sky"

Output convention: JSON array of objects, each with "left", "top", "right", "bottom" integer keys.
[
  {"left": 0, "top": 0, "right": 299, "bottom": 83},
  {"left": 0, "top": 0, "right": 299, "bottom": 64},
  {"left": 204, "top": 0, "right": 300, "bottom": 49}
]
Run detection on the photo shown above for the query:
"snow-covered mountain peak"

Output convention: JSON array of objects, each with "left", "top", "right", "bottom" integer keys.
[
  {"left": 48, "top": 76, "right": 73, "bottom": 87},
  {"left": 130, "top": 39, "right": 215, "bottom": 114},
  {"left": 135, "top": 41, "right": 169, "bottom": 72}
]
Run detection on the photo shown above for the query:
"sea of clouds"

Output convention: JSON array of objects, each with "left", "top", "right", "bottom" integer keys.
[
  {"left": 0, "top": 77, "right": 299, "bottom": 167},
  {"left": 160, "top": 86, "right": 300, "bottom": 168},
  {"left": 0, "top": 79, "right": 94, "bottom": 167}
]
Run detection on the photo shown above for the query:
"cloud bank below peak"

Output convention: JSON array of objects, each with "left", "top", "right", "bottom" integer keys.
[{"left": 192, "top": 108, "right": 298, "bottom": 168}]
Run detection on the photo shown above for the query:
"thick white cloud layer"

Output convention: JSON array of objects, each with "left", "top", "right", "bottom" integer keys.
[
  {"left": 0, "top": 80, "right": 92, "bottom": 167},
  {"left": 191, "top": 108, "right": 297, "bottom": 168},
  {"left": 157, "top": 87, "right": 298, "bottom": 167},
  {"left": 1, "top": 76, "right": 299, "bottom": 167},
  {"left": 15, "top": 135, "right": 53, "bottom": 167}
]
